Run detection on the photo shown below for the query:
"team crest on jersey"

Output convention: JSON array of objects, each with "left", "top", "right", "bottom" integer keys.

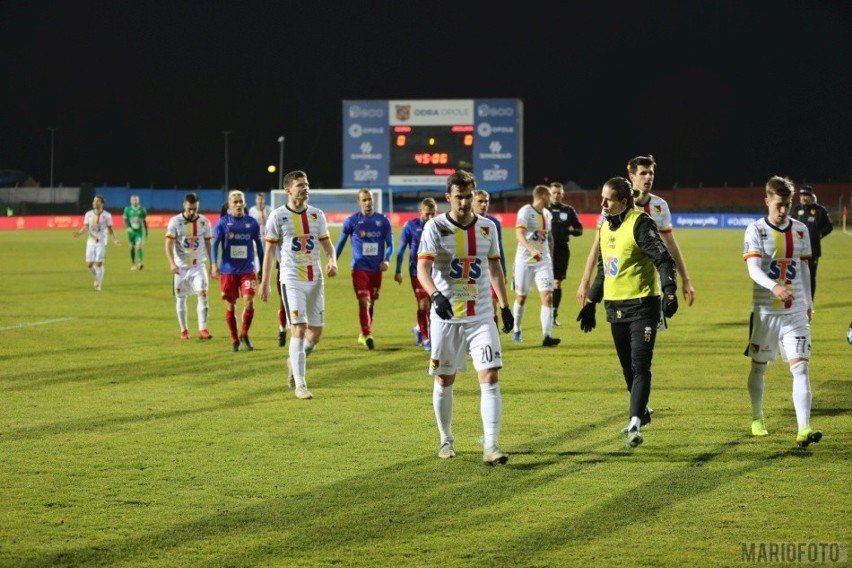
[
  {"left": 749, "top": 343, "right": 759, "bottom": 354},
  {"left": 310, "top": 213, "right": 318, "bottom": 221},
  {"left": 396, "top": 105, "right": 411, "bottom": 121},
  {"left": 429, "top": 358, "right": 439, "bottom": 370},
  {"left": 480, "top": 226, "right": 490, "bottom": 238},
  {"left": 290, "top": 309, "right": 299, "bottom": 319},
  {"left": 796, "top": 230, "right": 804, "bottom": 240},
  {"left": 653, "top": 205, "right": 662, "bottom": 213}
]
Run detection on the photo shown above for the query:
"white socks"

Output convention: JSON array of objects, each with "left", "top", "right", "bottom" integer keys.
[
  {"left": 540, "top": 306, "right": 553, "bottom": 337},
  {"left": 790, "top": 361, "right": 811, "bottom": 430},
  {"left": 433, "top": 382, "right": 453, "bottom": 444},
  {"left": 480, "top": 382, "right": 502, "bottom": 450},
  {"left": 513, "top": 301, "right": 524, "bottom": 332},
  {"left": 748, "top": 361, "right": 767, "bottom": 419},
  {"left": 176, "top": 297, "right": 188, "bottom": 330},
  {"left": 197, "top": 296, "right": 208, "bottom": 330},
  {"left": 289, "top": 337, "right": 307, "bottom": 388}
]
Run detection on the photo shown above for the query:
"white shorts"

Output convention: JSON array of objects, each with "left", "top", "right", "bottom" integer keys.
[
  {"left": 174, "top": 265, "right": 209, "bottom": 297},
  {"left": 85, "top": 241, "right": 107, "bottom": 263},
  {"left": 512, "top": 260, "right": 553, "bottom": 296},
  {"left": 281, "top": 279, "right": 325, "bottom": 326},
  {"left": 746, "top": 311, "right": 811, "bottom": 363},
  {"left": 427, "top": 318, "right": 503, "bottom": 376}
]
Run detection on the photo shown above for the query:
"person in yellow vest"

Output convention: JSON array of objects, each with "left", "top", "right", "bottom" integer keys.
[{"left": 576, "top": 176, "right": 678, "bottom": 449}]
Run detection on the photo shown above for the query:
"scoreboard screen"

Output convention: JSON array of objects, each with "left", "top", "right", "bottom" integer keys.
[
  {"left": 389, "top": 125, "right": 474, "bottom": 177},
  {"left": 342, "top": 99, "right": 522, "bottom": 190}
]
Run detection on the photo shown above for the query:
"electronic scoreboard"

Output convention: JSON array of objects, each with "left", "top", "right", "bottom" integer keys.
[{"left": 342, "top": 99, "right": 522, "bottom": 191}]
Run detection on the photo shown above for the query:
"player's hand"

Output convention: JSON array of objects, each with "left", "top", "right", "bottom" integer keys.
[
  {"left": 259, "top": 282, "right": 270, "bottom": 302},
  {"left": 577, "top": 302, "right": 596, "bottom": 333},
  {"left": 662, "top": 292, "right": 679, "bottom": 318},
  {"left": 394, "top": 273, "right": 403, "bottom": 284},
  {"left": 500, "top": 306, "right": 514, "bottom": 334},
  {"left": 431, "top": 291, "right": 453, "bottom": 320},
  {"left": 682, "top": 279, "right": 696, "bottom": 306},
  {"left": 326, "top": 262, "right": 337, "bottom": 277}
]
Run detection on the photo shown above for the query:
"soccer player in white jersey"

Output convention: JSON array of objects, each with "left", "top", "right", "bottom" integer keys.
[
  {"left": 743, "top": 176, "right": 821, "bottom": 448},
  {"left": 73, "top": 195, "right": 121, "bottom": 291},
  {"left": 165, "top": 192, "right": 214, "bottom": 340},
  {"left": 577, "top": 155, "right": 696, "bottom": 308},
  {"left": 259, "top": 170, "right": 337, "bottom": 400},
  {"left": 511, "top": 185, "right": 560, "bottom": 346},
  {"left": 416, "top": 170, "right": 514, "bottom": 465}
]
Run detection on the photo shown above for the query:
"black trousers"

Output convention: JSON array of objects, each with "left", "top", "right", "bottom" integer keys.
[
  {"left": 809, "top": 258, "right": 820, "bottom": 300},
  {"left": 610, "top": 317, "right": 657, "bottom": 419}
]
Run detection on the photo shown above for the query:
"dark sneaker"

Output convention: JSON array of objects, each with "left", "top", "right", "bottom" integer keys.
[
  {"left": 240, "top": 335, "right": 254, "bottom": 351},
  {"left": 232, "top": 341, "right": 240, "bottom": 352},
  {"left": 542, "top": 336, "right": 561, "bottom": 347},
  {"left": 365, "top": 335, "right": 375, "bottom": 350}
]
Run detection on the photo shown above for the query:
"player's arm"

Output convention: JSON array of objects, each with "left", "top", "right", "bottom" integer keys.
[
  {"left": 142, "top": 211, "right": 149, "bottom": 238},
  {"left": 819, "top": 208, "right": 833, "bottom": 238},
  {"left": 108, "top": 224, "right": 120, "bottom": 245},
  {"left": 394, "top": 231, "right": 408, "bottom": 284},
  {"left": 576, "top": 232, "right": 600, "bottom": 305},
  {"left": 320, "top": 235, "right": 338, "bottom": 277},
  {"left": 165, "top": 236, "right": 179, "bottom": 274},
  {"left": 416, "top": 256, "right": 438, "bottom": 297},
  {"left": 661, "top": 231, "right": 695, "bottom": 306},
  {"left": 495, "top": 223, "right": 507, "bottom": 279},
  {"left": 210, "top": 236, "right": 221, "bottom": 278},
  {"left": 488, "top": 257, "right": 510, "bottom": 309},
  {"left": 334, "top": 220, "right": 350, "bottom": 260},
  {"left": 515, "top": 226, "right": 540, "bottom": 261},
  {"left": 636, "top": 216, "right": 676, "bottom": 295},
  {"left": 203, "top": 237, "right": 212, "bottom": 273},
  {"left": 259, "top": 238, "right": 278, "bottom": 301},
  {"left": 381, "top": 224, "right": 394, "bottom": 271}
]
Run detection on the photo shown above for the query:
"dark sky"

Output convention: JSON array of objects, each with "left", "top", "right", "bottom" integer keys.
[{"left": 2, "top": 1, "right": 850, "bottom": 191}]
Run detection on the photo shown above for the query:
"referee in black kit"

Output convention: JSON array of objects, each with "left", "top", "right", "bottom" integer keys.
[{"left": 547, "top": 182, "right": 583, "bottom": 326}]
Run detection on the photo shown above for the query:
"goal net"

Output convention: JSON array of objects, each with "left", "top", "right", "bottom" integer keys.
[{"left": 270, "top": 188, "right": 382, "bottom": 225}]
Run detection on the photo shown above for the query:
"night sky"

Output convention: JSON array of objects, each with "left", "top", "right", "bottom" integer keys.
[{"left": 2, "top": 1, "right": 850, "bottom": 191}]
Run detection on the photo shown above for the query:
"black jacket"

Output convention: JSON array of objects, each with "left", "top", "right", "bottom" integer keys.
[{"left": 794, "top": 203, "right": 833, "bottom": 258}]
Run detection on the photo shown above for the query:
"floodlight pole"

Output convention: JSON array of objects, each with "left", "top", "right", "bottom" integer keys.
[{"left": 277, "top": 136, "right": 285, "bottom": 189}]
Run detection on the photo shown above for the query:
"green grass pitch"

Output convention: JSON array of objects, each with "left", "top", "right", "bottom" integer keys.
[{"left": 1, "top": 226, "right": 850, "bottom": 567}]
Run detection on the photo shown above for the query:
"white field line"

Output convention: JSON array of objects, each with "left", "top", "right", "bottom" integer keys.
[{"left": 0, "top": 317, "right": 77, "bottom": 331}]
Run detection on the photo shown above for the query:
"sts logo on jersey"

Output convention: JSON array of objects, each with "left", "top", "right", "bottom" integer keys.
[{"left": 449, "top": 257, "right": 482, "bottom": 280}]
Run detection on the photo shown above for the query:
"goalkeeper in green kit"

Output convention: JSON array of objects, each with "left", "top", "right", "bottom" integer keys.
[{"left": 123, "top": 194, "right": 148, "bottom": 270}]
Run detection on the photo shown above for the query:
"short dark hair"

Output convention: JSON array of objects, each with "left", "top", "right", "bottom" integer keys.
[
  {"left": 765, "top": 176, "right": 794, "bottom": 199},
  {"left": 282, "top": 170, "right": 307, "bottom": 189},
  {"left": 626, "top": 155, "right": 656, "bottom": 174},
  {"left": 183, "top": 192, "right": 199, "bottom": 204},
  {"left": 446, "top": 170, "right": 476, "bottom": 192}
]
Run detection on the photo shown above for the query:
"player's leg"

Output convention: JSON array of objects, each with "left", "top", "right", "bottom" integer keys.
[
  {"left": 429, "top": 319, "right": 462, "bottom": 458},
  {"left": 174, "top": 271, "right": 190, "bottom": 338},
  {"left": 780, "top": 315, "right": 821, "bottom": 446},
  {"left": 193, "top": 267, "right": 211, "bottom": 338},
  {"left": 535, "top": 267, "right": 558, "bottom": 345},
  {"left": 471, "top": 320, "right": 507, "bottom": 465},
  {"left": 746, "top": 312, "right": 776, "bottom": 436},
  {"left": 512, "top": 264, "right": 532, "bottom": 341},
  {"left": 287, "top": 282, "right": 312, "bottom": 398},
  {"left": 238, "top": 274, "right": 256, "bottom": 350}
]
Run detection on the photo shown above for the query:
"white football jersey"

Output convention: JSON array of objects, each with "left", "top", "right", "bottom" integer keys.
[
  {"left": 514, "top": 204, "right": 552, "bottom": 265},
  {"left": 637, "top": 193, "right": 673, "bottom": 233},
  {"left": 742, "top": 217, "right": 812, "bottom": 315},
  {"left": 165, "top": 214, "right": 213, "bottom": 268},
  {"left": 418, "top": 213, "right": 501, "bottom": 323},
  {"left": 82, "top": 210, "right": 113, "bottom": 244},
  {"left": 265, "top": 204, "right": 330, "bottom": 283}
]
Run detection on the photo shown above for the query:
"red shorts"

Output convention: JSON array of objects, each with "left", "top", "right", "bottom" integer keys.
[
  {"left": 410, "top": 275, "right": 429, "bottom": 301},
  {"left": 220, "top": 273, "right": 257, "bottom": 303},
  {"left": 352, "top": 269, "right": 382, "bottom": 301}
]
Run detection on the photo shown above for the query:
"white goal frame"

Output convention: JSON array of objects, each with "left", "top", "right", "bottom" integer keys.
[{"left": 270, "top": 188, "right": 383, "bottom": 216}]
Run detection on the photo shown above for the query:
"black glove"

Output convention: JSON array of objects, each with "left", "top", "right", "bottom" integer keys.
[
  {"left": 431, "top": 291, "right": 453, "bottom": 320},
  {"left": 577, "top": 302, "right": 596, "bottom": 333},
  {"left": 662, "top": 292, "right": 679, "bottom": 318},
  {"left": 500, "top": 306, "right": 514, "bottom": 334}
]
